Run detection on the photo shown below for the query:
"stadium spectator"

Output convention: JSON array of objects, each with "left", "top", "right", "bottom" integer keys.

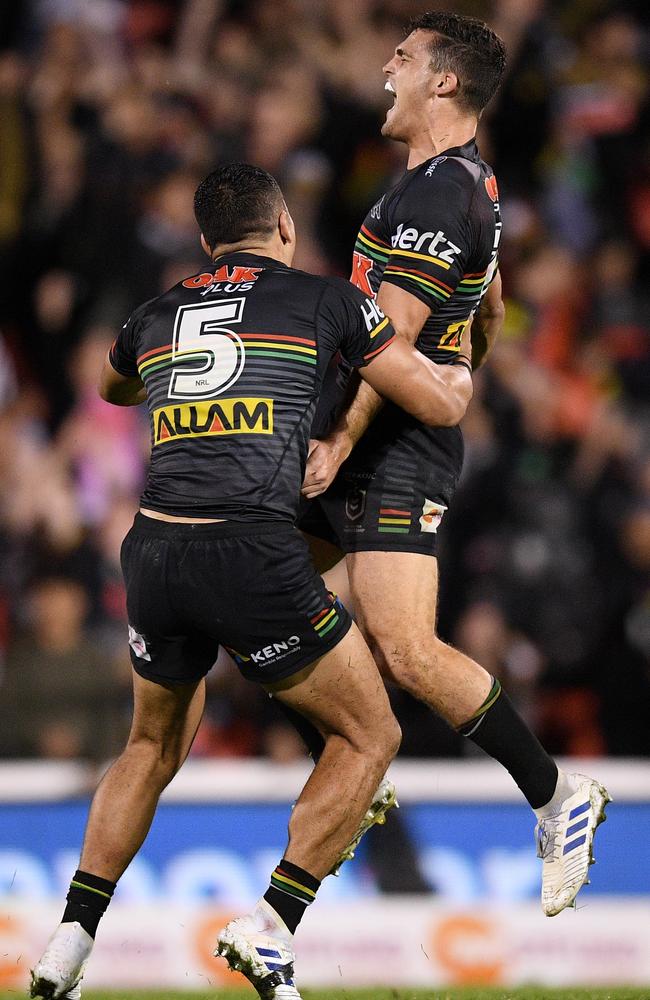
[
  {"left": 0, "top": 0, "right": 649, "bottom": 760},
  {"left": 0, "top": 576, "right": 129, "bottom": 760}
]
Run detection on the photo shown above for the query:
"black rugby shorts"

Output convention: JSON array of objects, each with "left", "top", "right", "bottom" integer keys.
[
  {"left": 300, "top": 410, "right": 464, "bottom": 557},
  {"left": 121, "top": 514, "right": 352, "bottom": 686}
]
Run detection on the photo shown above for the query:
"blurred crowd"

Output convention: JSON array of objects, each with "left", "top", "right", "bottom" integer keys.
[{"left": 0, "top": 0, "right": 649, "bottom": 763}]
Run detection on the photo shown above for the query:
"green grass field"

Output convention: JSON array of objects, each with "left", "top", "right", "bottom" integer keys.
[{"left": 3, "top": 990, "right": 648, "bottom": 1000}]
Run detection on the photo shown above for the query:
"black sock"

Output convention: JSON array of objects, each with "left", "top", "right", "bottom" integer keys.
[
  {"left": 263, "top": 859, "right": 321, "bottom": 935},
  {"left": 273, "top": 700, "right": 325, "bottom": 761},
  {"left": 62, "top": 869, "right": 116, "bottom": 939},
  {"left": 458, "top": 677, "right": 558, "bottom": 809}
]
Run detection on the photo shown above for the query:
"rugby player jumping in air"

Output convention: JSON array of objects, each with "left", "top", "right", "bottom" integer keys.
[
  {"left": 299, "top": 12, "right": 610, "bottom": 916},
  {"left": 30, "top": 164, "right": 474, "bottom": 1000}
]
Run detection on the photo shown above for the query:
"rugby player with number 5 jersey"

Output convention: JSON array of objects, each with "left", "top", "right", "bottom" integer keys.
[
  {"left": 30, "top": 163, "right": 475, "bottom": 1000},
  {"left": 299, "top": 11, "right": 611, "bottom": 916}
]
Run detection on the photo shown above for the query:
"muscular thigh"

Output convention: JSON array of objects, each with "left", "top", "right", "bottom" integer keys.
[
  {"left": 266, "top": 624, "right": 396, "bottom": 748},
  {"left": 346, "top": 550, "right": 440, "bottom": 664}
]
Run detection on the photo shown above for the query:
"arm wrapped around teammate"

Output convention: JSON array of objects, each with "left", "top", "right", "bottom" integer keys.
[{"left": 359, "top": 337, "right": 473, "bottom": 427}]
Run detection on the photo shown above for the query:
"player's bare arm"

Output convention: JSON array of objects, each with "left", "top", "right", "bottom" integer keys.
[
  {"left": 471, "top": 268, "right": 505, "bottom": 369},
  {"left": 360, "top": 335, "right": 472, "bottom": 426},
  {"left": 98, "top": 354, "right": 146, "bottom": 406}
]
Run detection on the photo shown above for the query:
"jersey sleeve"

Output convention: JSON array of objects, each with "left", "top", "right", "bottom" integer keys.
[
  {"left": 109, "top": 301, "right": 150, "bottom": 377},
  {"left": 382, "top": 160, "right": 474, "bottom": 313},
  {"left": 318, "top": 279, "right": 396, "bottom": 369}
]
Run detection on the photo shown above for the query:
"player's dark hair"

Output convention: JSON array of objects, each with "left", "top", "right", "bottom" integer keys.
[
  {"left": 194, "top": 163, "right": 284, "bottom": 250},
  {"left": 408, "top": 12, "right": 506, "bottom": 114}
]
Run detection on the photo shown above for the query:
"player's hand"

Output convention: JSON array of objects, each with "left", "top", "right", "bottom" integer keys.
[{"left": 302, "top": 436, "right": 349, "bottom": 499}]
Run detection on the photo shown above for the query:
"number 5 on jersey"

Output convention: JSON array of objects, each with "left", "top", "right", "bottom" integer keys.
[{"left": 169, "top": 299, "right": 246, "bottom": 399}]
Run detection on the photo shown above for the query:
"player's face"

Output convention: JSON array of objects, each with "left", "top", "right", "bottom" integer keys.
[{"left": 381, "top": 31, "right": 439, "bottom": 142}]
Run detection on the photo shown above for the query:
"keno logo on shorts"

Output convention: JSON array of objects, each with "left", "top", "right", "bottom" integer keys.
[
  {"left": 250, "top": 635, "right": 301, "bottom": 665},
  {"left": 419, "top": 499, "right": 448, "bottom": 533}
]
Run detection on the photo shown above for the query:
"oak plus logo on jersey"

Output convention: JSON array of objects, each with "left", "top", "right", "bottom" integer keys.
[
  {"left": 182, "top": 264, "right": 262, "bottom": 295},
  {"left": 153, "top": 397, "right": 273, "bottom": 445},
  {"left": 391, "top": 224, "right": 462, "bottom": 264}
]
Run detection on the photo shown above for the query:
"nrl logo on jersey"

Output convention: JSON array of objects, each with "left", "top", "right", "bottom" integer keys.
[
  {"left": 425, "top": 155, "right": 447, "bottom": 176},
  {"left": 370, "top": 195, "right": 385, "bottom": 220},
  {"left": 391, "top": 223, "right": 462, "bottom": 264},
  {"left": 345, "top": 487, "right": 367, "bottom": 521}
]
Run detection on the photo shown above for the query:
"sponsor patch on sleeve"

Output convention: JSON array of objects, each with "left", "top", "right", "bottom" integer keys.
[{"left": 419, "top": 499, "right": 447, "bottom": 533}]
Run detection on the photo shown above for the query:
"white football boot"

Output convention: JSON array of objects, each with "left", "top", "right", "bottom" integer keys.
[
  {"left": 535, "top": 772, "right": 611, "bottom": 916},
  {"left": 215, "top": 900, "right": 302, "bottom": 999},
  {"left": 30, "top": 922, "right": 94, "bottom": 1000},
  {"left": 329, "top": 776, "right": 399, "bottom": 876}
]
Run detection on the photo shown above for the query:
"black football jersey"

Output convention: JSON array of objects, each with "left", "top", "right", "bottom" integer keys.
[
  {"left": 351, "top": 138, "right": 501, "bottom": 362},
  {"left": 110, "top": 252, "right": 395, "bottom": 521}
]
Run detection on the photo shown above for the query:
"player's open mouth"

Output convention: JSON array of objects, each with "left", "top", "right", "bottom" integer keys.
[{"left": 384, "top": 79, "right": 397, "bottom": 116}]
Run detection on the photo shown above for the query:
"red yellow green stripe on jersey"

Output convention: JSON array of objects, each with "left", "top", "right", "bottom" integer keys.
[
  {"left": 364, "top": 313, "right": 394, "bottom": 362},
  {"left": 355, "top": 224, "right": 390, "bottom": 264},
  {"left": 137, "top": 333, "right": 318, "bottom": 377},
  {"left": 378, "top": 507, "right": 412, "bottom": 534},
  {"left": 456, "top": 268, "right": 489, "bottom": 294},
  {"left": 239, "top": 333, "right": 317, "bottom": 365},
  {"left": 382, "top": 264, "right": 454, "bottom": 303}
]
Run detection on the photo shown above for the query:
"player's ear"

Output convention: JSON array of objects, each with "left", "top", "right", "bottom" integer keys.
[
  {"left": 433, "top": 70, "right": 459, "bottom": 98},
  {"left": 200, "top": 233, "right": 212, "bottom": 258},
  {"left": 278, "top": 207, "right": 295, "bottom": 247}
]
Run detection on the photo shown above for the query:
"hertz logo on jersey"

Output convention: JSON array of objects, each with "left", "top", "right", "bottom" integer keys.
[
  {"left": 391, "top": 223, "right": 462, "bottom": 264},
  {"left": 153, "top": 397, "right": 273, "bottom": 445}
]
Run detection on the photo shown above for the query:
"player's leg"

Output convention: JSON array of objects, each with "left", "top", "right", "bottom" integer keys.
[
  {"left": 214, "top": 526, "right": 401, "bottom": 998},
  {"left": 79, "top": 672, "right": 205, "bottom": 879},
  {"left": 215, "top": 625, "right": 400, "bottom": 1000},
  {"left": 274, "top": 550, "right": 400, "bottom": 876},
  {"left": 271, "top": 550, "right": 350, "bottom": 762},
  {"left": 216, "top": 624, "right": 401, "bottom": 999},
  {"left": 347, "top": 548, "right": 610, "bottom": 915},
  {"left": 31, "top": 672, "right": 206, "bottom": 1000},
  {"left": 349, "top": 551, "right": 495, "bottom": 724},
  {"left": 267, "top": 623, "right": 400, "bottom": 878}
]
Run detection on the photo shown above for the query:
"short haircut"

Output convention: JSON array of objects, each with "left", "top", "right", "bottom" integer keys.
[
  {"left": 408, "top": 12, "right": 506, "bottom": 114},
  {"left": 193, "top": 163, "right": 284, "bottom": 250}
]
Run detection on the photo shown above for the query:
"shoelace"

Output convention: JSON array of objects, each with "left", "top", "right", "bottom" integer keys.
[{"left": 536, "top": 816, "right": 560, "bottom": 860}]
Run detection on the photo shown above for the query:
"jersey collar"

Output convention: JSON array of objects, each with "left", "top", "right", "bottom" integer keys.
[{"left": 435, "top": 137, "right": 481, "bottom": 162}]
